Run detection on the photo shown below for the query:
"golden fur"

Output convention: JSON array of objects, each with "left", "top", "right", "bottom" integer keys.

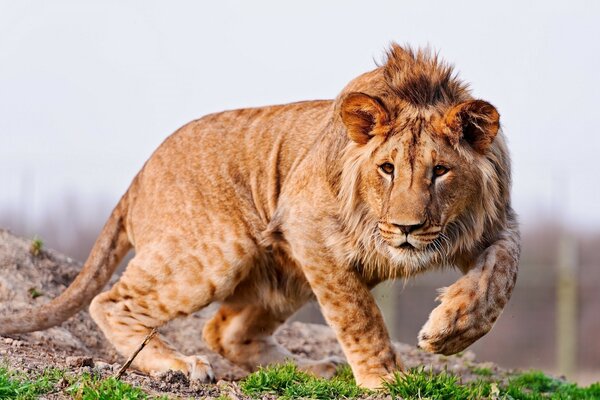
[{"left": 0, "top": 44, "right": 520, "bottom": 389}]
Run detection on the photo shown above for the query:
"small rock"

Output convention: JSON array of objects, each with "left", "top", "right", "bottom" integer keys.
[
  {"left": 3, "top": 338, "right": 13, "bottom": 344},
  {"left": 477, "top": 361, "right": 496, "bottom": 370},
  {"left": 94, "top": 361, "right": 112, "bottom": 371},
  {"left": 66, "top": 356, "right": 94, "bottom": 368},
  {"left": 55, "top": 377, "right": 70, "bottom": 390},
  {"left": 462, "top": 351, "right": 476, "bottom": 361}
]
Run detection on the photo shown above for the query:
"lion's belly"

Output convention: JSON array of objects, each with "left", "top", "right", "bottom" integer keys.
[{"left": 223, "top": 246, "right": 314, "bottom": 314}]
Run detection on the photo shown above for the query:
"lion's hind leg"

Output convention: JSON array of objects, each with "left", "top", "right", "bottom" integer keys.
[
  {"left": 89, "top": 254, "right": 219, "bottom": 382},
  {"left": 202, "top": 303, "right": 344, "bottom": 379}
]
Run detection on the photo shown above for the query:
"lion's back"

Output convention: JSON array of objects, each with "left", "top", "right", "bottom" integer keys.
[{"left": 126, "top": 100, "right": 333, "bottom": 245}]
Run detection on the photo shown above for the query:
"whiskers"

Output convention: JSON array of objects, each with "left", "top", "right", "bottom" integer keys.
[
  {"left": 353, "top": 223, "right": 453, "bottom": 281},
  {"left": 427, "top": 231, "right": 452, "bottom": 267}
]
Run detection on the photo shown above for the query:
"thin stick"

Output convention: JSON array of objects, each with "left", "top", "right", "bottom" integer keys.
[{"left": 114, "top": 328, "right": 158, "bottom": 379}]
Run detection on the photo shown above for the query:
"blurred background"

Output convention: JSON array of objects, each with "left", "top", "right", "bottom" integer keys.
[{"left": 1, "top": 0, "right": 598, "bottom": 385}]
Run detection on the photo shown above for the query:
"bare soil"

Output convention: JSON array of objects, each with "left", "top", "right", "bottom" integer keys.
[{"left": 0, "top": 229, "right": 510, "bottom": 398}]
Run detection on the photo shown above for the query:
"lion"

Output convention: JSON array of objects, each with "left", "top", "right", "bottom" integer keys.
[{"left": 0, "top": 44, "right": 520, "bottom": 389}]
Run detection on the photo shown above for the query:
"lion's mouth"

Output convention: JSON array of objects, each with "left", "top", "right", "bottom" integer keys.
[
  {"left": 397, "top": 242, "right": 416, "bottom": 250},
  {"left": 385, "top": 235, "right": 439, "bottom": 252}
]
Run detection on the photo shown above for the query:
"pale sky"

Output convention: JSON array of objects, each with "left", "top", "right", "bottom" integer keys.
[{"left": 1, "top": 0, "right": 599, "bottom": 230}]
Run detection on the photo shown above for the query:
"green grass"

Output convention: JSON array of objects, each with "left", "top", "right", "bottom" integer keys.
[
  {"left": 29, "top": 237, "right": 43, "bottom": 257},
  {"left": 66, "top": 373, "right": 150, "bottom": 400},
  {"left": 240, "top": 363, "right": 600, "bottom": 400},
  {"left": 384, "top": 368, "right": 492, "bottom": 400},
  {"left": 3, "top": 362, "right": 599, "bottom": 399},
  {"left": 0, "top": 366, "right": 63, "bottom": 399},
  {"left": 240, "top": 363, "right": 364, "bottom": 399},
  {"left": 0, "top": 367, "right": 166, "bottom": 400},
  {"left": 503, "top": 371, "right": 600, "bottom": 400},
  {"left": 27, "top": 287, "right": 43, "bottom": 299}
]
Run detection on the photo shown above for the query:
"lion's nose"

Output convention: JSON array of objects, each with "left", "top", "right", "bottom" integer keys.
[{"left": 393, "top": 222, "right": 425, "bottom": 234}]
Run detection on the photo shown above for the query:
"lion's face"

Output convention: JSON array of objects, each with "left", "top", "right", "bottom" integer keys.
[{"left": 340, "top": 93, "right": 500, "bottom": 268}]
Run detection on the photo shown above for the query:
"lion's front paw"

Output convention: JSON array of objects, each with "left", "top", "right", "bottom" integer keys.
[
  {"left": 417, "top": 283, "right": 493, "bottom": 355},
  {"left": 355, "top": 371, "right": 396, "bottom": 390}
]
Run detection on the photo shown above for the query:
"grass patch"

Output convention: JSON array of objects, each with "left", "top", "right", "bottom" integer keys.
[
  {"left": 66, "top": 373, "right": 150, "bottom": 400},
  {"left": 240, "top": 362, "right": 364, "bottom": 399},
  {"left": 29, "top": 237, "right": 43, "bottom": 257},
  {"left": 3, "top": 361, "right": 599, "bottom": 399},
  {"left": 384, "top": 368, "right": 492, "bottom": 400},
  {"left": 0, "top": 366, "right": 166, "bottom": 400},
  {"left": 0, "top": 366, "right": 63, "bottom": 399},
  {"left": 27, "top": 287, "right": 43, "bottom": 299},
  {"left": 504, "top": 371, "right": 600, "bottom": 400},
  {"left": 241, "top": 363, "right": 600, "bottom": 400}
]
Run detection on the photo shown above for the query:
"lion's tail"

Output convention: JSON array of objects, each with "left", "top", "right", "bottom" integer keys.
[{"left": 0, "top": 195, "right": 132, "bottom": 334}]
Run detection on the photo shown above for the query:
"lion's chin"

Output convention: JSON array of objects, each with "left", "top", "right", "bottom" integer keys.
[{"left": 384, "top": 244, "right": 437, "bottom": 273}]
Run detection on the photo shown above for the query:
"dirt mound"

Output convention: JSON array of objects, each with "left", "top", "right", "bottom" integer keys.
[
  {"left": 0, "top": 230, "right": 117, "bottom": 360},
  {"left": 0, "top": 229, "right": 504, "bottom": 397}
]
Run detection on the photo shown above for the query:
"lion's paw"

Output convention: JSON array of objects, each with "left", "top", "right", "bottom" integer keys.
[
  {"left": 183, "top": 355, "right": 216, "bottom": 383},
  {"left": 417, "top": 281, "right": 493, "bottom": 355},
  {"left": 355, "top": 371, "right": 396, "bottom": 390}
]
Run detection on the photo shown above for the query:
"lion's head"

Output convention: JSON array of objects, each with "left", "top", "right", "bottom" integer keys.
[{"left": 334, "top": 45, "right": 511, "bottom": 274}]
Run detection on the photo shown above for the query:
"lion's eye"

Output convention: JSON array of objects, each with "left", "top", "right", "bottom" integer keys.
[
  {"left": 379, "top": 162, "right": 394, "bottom": 175},
  {"left": 433, "top": 165, "right": 449, "bottom": 177}
]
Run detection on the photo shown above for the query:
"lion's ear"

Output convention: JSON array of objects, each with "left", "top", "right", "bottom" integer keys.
[
  {"left": 443, "top": 100, "right": 500, "bottom": 154},
  {"left": 340, "top": 92, "right": 390, "bottom": 145}
]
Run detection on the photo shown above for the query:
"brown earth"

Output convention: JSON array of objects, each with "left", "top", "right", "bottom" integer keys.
[{"left": 0, "top": 229, "right": 510, "bottom": 398}]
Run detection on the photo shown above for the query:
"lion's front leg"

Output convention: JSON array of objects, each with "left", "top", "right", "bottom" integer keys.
[
  {"left": 418, "top": 217, "right": 520, "bottom": 355},
  {"left": 302, "top": 257, "right": 401, "bottom": 389}
]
